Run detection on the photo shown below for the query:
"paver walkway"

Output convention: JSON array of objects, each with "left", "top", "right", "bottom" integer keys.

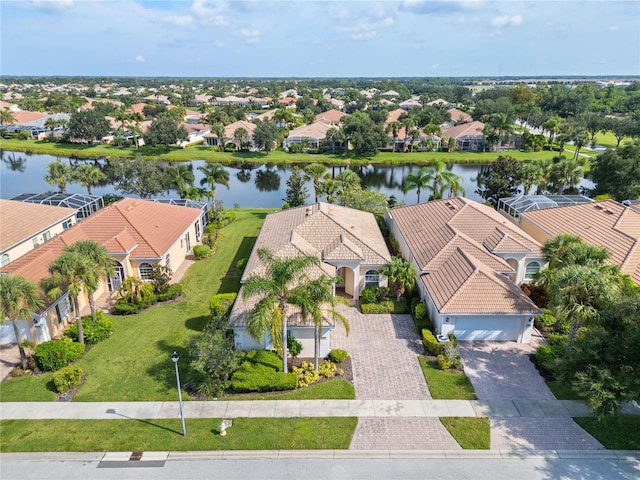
[
  {"left": 458, "top": 340, "right": 605, "bottom": 450},
  {"left": 331, "top": 306, "right": 458, "bottom": 450}
]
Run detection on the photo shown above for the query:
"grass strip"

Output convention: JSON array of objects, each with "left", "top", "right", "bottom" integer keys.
[
  {"left": 440, "top": 417, "right": 490, "bottom": 449},
  {"left": 574, "top": 417, "right": 640, "bottom": 450},
  {"left": 0, "top": 417, "right": 357, "bottom": 452},
  {"left": 225, "top": 379, "right": 355, "bottom": 400},
  {"left": 418, "top": 356, "right": 477, "bottom": 400}
]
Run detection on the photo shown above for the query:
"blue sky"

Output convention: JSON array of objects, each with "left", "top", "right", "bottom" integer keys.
[{"left": 1, "top": 0, "right": 638, "bottom": 77}]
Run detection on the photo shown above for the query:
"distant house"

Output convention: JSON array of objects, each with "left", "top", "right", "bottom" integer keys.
[
  {"left": 447, "top": 108, "right": 472, "bottom": 124},
  {"left": 399, "top": 99, "right": 422, "bottom": 110},
  {"left": 314, "top": 109, "right": 349, "bottom": 125},
  {"left": 229, "top": 203, "right": 391, "bottom": 355},
  {"left": 387, "top": 198, "right": 543, "bottom": 342},
  {"left": 143, "top": 94, "right": 171, "bottom": 105},
  {"left": 0, "top": 198, "right": 206, "bottom": 345},
  {"left": 381, "top": 90, "right": 400, "bottom": 98},
  {"left": 440, "top": 121, "right": 485, "bottom": 151},
  {"left": 517, "top": 200, "right": 640, "bottom": 285},
  {"left": 204, "top": 120, "right": 257, "bottom": 149},
  {"left": 283, "top": 122, "right": 334, "bottom": 151},
  {"left": 0, "top": 200, "right": 77, "bottom": 268}
]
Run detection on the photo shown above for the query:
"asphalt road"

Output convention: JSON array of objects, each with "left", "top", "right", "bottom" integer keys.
[{"left": 1, "top": 452, "right": 638, "bottom": 480}]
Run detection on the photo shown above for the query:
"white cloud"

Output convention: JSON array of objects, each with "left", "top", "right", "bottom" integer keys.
[
  {"left": 163, "top": 15, "right": 193, "bottom": 27},
  {"left": 31, "top": 0, "right": 74, "bottom": 11},
  {"left": 400, "top": 0, "right": 483, "bottom": 15},
  {"left": 239, "top": 28, "right": 260, "bottom": 44},
  {"left": 352, "top": 31, "right": 377, "bottom": 40},
  {"left": 135, "top": 54, "right": 145, "bottom": 63},
  {"left": 190, "top": 0, "right": 229, "bottom": 26},
  {"left": 335, "top": 17, "right": 394, "bottom": 34},
  {"left": 492, "top": 14, "right": 523, "bottom": 27}
]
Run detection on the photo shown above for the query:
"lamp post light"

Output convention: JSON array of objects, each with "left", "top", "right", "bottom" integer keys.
[{"left": 171, "top": 351, "right": 186, "bottom": 436}]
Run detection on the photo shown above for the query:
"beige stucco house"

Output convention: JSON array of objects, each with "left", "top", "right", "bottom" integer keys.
[
  {"left": 387, "top": 198, "right": 543, "bottom": 342},
  {"left": 0, "top": 198, "right": 205, "bottom": 345},
  {"left": 229, "top": 202, "right": 391, "bottom": 356}
]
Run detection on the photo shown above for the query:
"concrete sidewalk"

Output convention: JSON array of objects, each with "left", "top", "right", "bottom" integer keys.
[{"left": 3, "top": 398, "right": 638, "bottom": 421}]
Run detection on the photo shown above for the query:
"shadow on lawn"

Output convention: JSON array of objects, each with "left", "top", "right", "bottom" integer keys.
[
  {"left": 146, "top": 340, "right": 192, "bottom": 394},
  {"left": 105, "top": 408, "right": 182, "bottom": 435},
  {"left": 218, "top": 236, "right": 257, "bottom": 294}
]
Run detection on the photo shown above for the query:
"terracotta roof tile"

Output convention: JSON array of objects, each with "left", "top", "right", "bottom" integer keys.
[{"left": 520, "top": 200, "right": 640, "bottom": 284}]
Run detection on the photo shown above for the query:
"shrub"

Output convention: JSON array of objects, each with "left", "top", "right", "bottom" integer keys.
[
  {"left": 246, "top": 349, "right": 282, "bottom": 371},
  {"left": 287, "top": 334, "right": 302, "bottom": 360},
  {"left": 535, "top": 309, "right": 556, "bottom": 330},
  {"left": 236, "top": 258, "right": 247, "bottom": 273},
  {"left": 441, "top": 343, "right": 462, "bottom": 369},
  {"left": 155, "top": 283, "right": 183, "bottom": 302},
  {"left": 328, "top": 349, "right": 348, "bottom": 363},
  {"left": 193, "top": 244, "right": 211, "bottom": 260},
  {"left": 360, "top": 299, "right": 407, "bottom": 314},
  {"left": 147, "top": 264, "right": 172, "bottom": 294},
  {"left": 359, "top": 286, "right": 379, "bottom": 305},
  {"left": 230, "top": 362, "right": 298, "bottom": 392},
  {"left": 448, "top": 332, "right": 458, "bottom": 347},
  {"left": 64, "top": 312, "right": 114, "bottom": 344},
  {"left": 414, "top": 303, "right": 427, "bottom": 322},
  {"left": 209, "top": 293, "right": 237, "bottom": 320},
  {"left": 293, "top": 360, "right": 343, "bottom": 388},
  {"left": 112, "top": 299, "right": 142, "bottom": 315},
  {"left": 34, "top": 338, "right": 84, "bottom": 372},
  {"left": 437, "top": 354, "right": 453, "bottom": 370},
  {"left": 410, "top": 297, "right": 420, "bottom": 316},
  {"left": 535, "top": 345, "right": 559, "bottom": 374},
  {"left": 422, "top": 329, "right": 440, "bottom": 356},
  {"left": 53, "top": 365, "right": 83, "bottom": 393}
]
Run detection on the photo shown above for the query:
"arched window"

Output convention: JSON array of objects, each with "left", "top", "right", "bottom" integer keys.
[
  {"left": 139, "top": 262, "right": 154, "bottom": 281},
  {"left": 525, "top": 262, "right": 541, "bottom": 278},
  {"left": 1, "top": 253, "right": 10, "bottom": 267},
  {"left": 364, "top": 270, "right": 380, "bottom": 288}
]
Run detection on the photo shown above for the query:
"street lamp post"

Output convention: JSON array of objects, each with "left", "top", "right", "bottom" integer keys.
[{"left": 171, "top": 351, "right": 186, "bottom": 436}]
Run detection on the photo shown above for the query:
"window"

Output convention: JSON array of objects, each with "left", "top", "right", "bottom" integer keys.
[
  {"left": 1, "top": 254, "right": 9, "bottom": 267},
  {"left": 165, "top": 254, "right": 172, "bottom": 272},
  {"left": 525, "top": 262, "right": 541, "bottom": 278},
  {"left": 195, "top": 220, "right": 201, "bottom": 240},
  {"left": 364, "top": 270, "right": 380, "bottom": 288},
  {"left": 62, "top": 220, "right": 73, "bottom": 230},
  {"left": 139, "top": 262, "right": 154, "bottom": 281},
  {"left": 32, "top": 238, "right": 39, "bottom": 248},
  {"left": 42, "top": 231, "right": 51, "bottom": 241}
]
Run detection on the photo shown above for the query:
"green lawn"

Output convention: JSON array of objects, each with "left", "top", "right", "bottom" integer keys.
[
  {"left": 0, "top": 417, "right": 357, "bottom": 452},
  {"left": 440, "top": 417, "right": 490, "bottom": 449},
  {"left": 1, "top": 137, "right": 574, "bottom": 166},
  {"left": 0, "top": 209, "right": 271, "bottom": 402},
  {"left": 575, "top": 417, "right": 640, "bottom": 450},
  {"left": 0, "top": 374, "right": 56, "bottom": 402},
  {"left": 418, "top": 356, "right": 477, "bottom": 400}
]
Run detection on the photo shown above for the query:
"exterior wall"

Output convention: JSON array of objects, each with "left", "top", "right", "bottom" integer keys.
[
  {"left": 452, "top": 314, "right": 534, "bottom": 343},
  {"left": 233, "top": 326, "right": 332, "bottom": 357},
  {"left": 343, "top": 267, "right": 355, "bottom": 297},
  {"left": 1, "top": 214, "right": 76, "bottom": 265},
  {"left": 0, "top": 319, "right": 33, "bottom": 344},
  {"left": 518, "top": 217, "right": 552, "bottom": 245}
]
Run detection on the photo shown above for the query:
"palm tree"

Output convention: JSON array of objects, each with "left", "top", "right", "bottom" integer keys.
[
  {"left": 73, "top": 164, "right": 106, "bottom": 195},
  {"left": 491, "top": 112, "right": 515, "bottom": 149},
  {"left": 401, "top": 117, "right": 415, "bottom": 151},
  {"left": 68, "top": 240, "right": 114, "bottom": 323},
  {"left": 325, "top": 127, "right": 344, "bottom": 154},
  {"left": 380, "top": 257, "right": 416, "bottom": 300},
  {"left": 304, "top": 163, "right": 328, "bottom": 203},
  {"left": 319, "top": 178, "right": 340, "bottom": 204},
  {"left": 0, "top": 108, "right": 16, "bottom": 126},
  {"left": 209, "top": 122, "right": 226, "bottom": 151},
  {"left": 0, "top": 275, "right": 44, "bottom": 369},
  {"left": 234, "top": 127, "right": 249, "bottom": 151},
  {"left": 402, "top": 166, "right": 434, "bottom": 203},
  {"left": 428, "top": 161, "right": 465, "bottom": 199},
  {"left": 166, "top": 163, "right": 195, "bottom": 198},
  {"left": 45, "top": 160, "right": 73, "bottom": 194},
  {"left": 299, "top": 275, "right": 349, "bottom": 371},
  {"left": 125, "top": 112, "right": 144, "bottom": 149},
  {"left": 385, "top": 121, "right": 401, "bottom": 152},
  {"left": 242, "top": 248, "right": 320, "bottom": 373},
  {"left": 197, "top": 163, "right": 229, "bottom": 197},
  {"left": 44, "top": 117, "right": 60, "bottom": 139},
  {"left": 45, "top": 249, "right": 95, "bottom": 344},
  {"left": 549, "top": 155, "right": 585, "bottom": 195},
  {"left": 543, "top": 115, "right": 563, "bottom": 146}
]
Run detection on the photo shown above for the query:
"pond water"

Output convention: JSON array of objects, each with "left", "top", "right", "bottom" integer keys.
[{"left": 0, "top": 151, "right": 594, "bottom": 208}]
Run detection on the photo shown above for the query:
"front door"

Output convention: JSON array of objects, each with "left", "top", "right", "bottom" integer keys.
[{"left": 107, "top": 261, "right": 125, "bottom": 292}]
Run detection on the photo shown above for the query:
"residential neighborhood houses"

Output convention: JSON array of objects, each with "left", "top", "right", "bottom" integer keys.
[{"left": 0, "top": 76, "right": 639, "bottom": 457}]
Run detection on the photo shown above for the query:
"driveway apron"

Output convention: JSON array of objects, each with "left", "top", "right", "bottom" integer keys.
[
  {"left": 332, "top": 306, "right": 461, "bottom": 450},
  {"left": 459, "top": 340, "right": 604, "bottom": 450}
]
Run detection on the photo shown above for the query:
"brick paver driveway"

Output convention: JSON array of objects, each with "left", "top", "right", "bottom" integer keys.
[
  {"left": 332, "top": 306, "right": 461, "bottom": 450},
  {"left": 458, "top": 338, "right": 603, "bottom": 450}
]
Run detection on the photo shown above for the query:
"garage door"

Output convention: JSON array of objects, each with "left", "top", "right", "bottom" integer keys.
[{"left": 454, "top": 317, "right": 521, "bottom": 341}]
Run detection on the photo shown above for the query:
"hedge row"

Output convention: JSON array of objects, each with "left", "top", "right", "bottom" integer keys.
[
  {"left": 230, "top": 362, "right": 298, "bottom": 393},
  {"left": 360, "top": 298, "right": 407, "bottom": 314},
  {"left": 34, "top": 338, "right": 85, "bottom": 372},
  {"left": 113, "top": 283, "right": 183, "bottom": 315}
]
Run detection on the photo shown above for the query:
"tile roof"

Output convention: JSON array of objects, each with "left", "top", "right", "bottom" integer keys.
[
  {"left": 520, "top": 200, "right": 640, "bottom": 284},
  {"left": 11, "top": 110, "right": 48, "bottom": 125},
  {"left": 1, "top": 198, "right": 202, "bottom": 284},
  {"left": 230, "top": 203, "right": 391, "bottom": 328},
  {"left": 314, "top": 109, "right": 348, "bottom": 124},
  {"left": 447, "top": 108, "right": 473, "bottom": 124},
  {"left": 223, "top": 120, "right": 257, "bottom": 138},
  {"left": 423, "top": 248, "right": 540, "bottom": 314},
  {"left": 440, "top": 121, "right": 485, "bottom": 139},
  {"left": 0, "top": 199, "right": 76, "bottom": 252},
  {"left": 389, "top": 197, "right": 542, "bottom": 315},
  {"left": 384, "top": 108, "right": 407, "bottom": 126},
  {"left": 286, "top": 122, "right": 333, "bottom": 140}
]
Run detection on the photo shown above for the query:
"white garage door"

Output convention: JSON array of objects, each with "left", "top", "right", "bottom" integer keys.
[{"left": 454, "top": 317, "right": 521, "bottom": 341}]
